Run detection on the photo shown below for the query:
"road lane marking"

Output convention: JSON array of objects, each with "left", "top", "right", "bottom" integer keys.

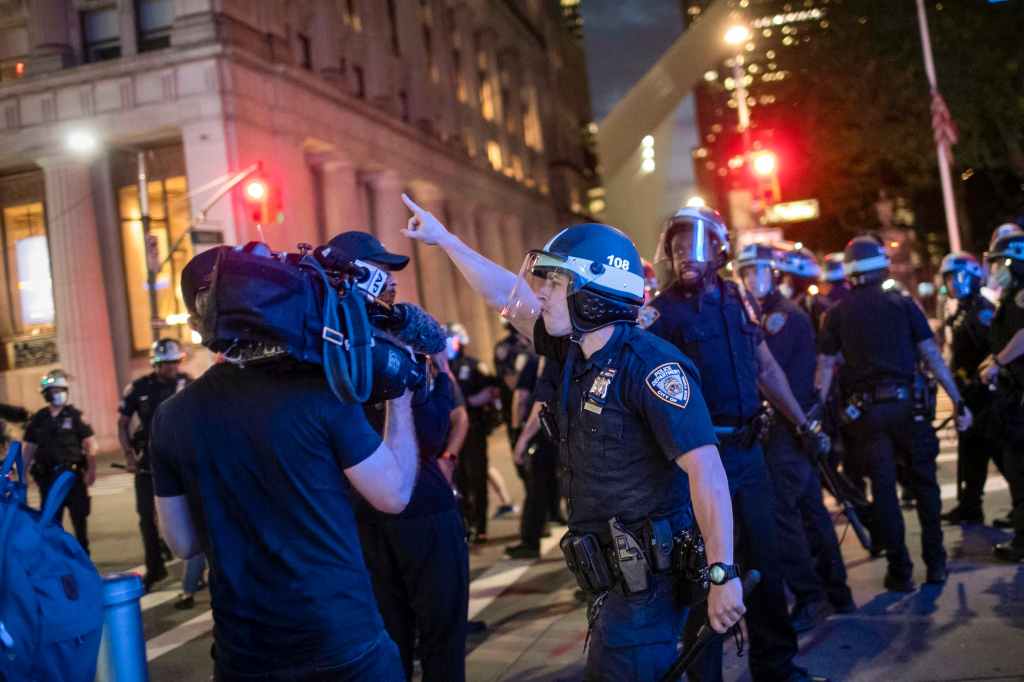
[{"left": 146, "top": 610, "right": 214, "bottom": 662}]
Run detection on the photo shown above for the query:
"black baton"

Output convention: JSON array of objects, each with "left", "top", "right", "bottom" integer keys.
[{"left": 657, "top": 570, "right": 762, "bottom": 682}]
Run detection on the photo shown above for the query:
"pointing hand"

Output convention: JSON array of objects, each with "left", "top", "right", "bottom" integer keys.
[{"left": 401, "top": 193, "right": 451, "bottom": 246}]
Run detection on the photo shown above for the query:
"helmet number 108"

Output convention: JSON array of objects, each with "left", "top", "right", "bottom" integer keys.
[{"left": 606, "top": 255, "right": 631, "bottom": 271}]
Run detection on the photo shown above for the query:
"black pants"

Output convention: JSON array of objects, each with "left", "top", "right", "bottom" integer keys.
[
  {"left": 357, "top": 509, "right": 469, "bottom": 682},
  {"left": 520, "top": 437, "right": 558, "bottom": 548},
  {"left": 38, "top": 471, "right": 90, "bottom": 554},
  {"left": 993, "top": 390, "right": 1024, "bottom": 546},
  {"left": 843, "top": 401, "right": 945, "bottom": 578},
  {"left": 455, "top": 429, "right": 489, "bottom": 536},
  {"left": 764, "top": 423, "right": 851, "bottom": 610},
  {"left": 956, "top": 405, "right": 1005, "bottom": 517},
  {"left": 135, "top": 473, "right": 166, "bottom": 578},
  {"left": 684, "top": 442, "right": 800, "bottom": 682}
]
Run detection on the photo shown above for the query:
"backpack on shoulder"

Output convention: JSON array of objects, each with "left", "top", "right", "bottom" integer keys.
[{"left": 0, "top": 442, "right": 104, "bottom": 682}]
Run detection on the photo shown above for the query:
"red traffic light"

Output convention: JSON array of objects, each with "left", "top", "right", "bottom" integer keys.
[
  {"left": 244, "top": 179, "right": 267, "bottom": 202},
  {"left": 751, "top": 151, "right": 777, "bottom": 177}
]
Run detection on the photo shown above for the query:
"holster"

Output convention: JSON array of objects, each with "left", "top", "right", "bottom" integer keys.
[
  {"left": 560, "top": 531, "right": 613, "bottom": 595},
  {"left": 671, "top": 528, "right": 709, "bottom": 607}
]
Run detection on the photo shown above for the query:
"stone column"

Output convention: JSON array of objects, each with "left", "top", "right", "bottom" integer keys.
[
  {"left": 502, "top": 213, "right": 527, "bottom": 270},
  {"left": 410, "top": 185, "right": 461, "bottom": 326},
  {"left": 181, "top": 120, "right": 239, "bottom": 244},
  {"left": 368, "top": 170, "right": 420, "bottom": 305},
  {"left": 321, "top": 159, "right": 366, "bottom": 236},
  {"left": 452, "top": 201, "right": 496, "bottom": 363},
  {"left": 39, "top": 158, "right": 121, "bottom": 450}
]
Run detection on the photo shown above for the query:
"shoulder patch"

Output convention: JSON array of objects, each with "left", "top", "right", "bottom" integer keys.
[
  {"left": 645, "top": 362, "right": 691, "bottom": 409},
  {"left": 977, "top": 308, "right": 994, "bottom": 327},
  {"left": 1015, "top": 290, "right": 1024, "bottom": 310},
  {"left": 764, "top": 311, "right": 787, "bottom": 335},
  {"left": 637, "top": 305, "right": 661, "bottom": 329}
]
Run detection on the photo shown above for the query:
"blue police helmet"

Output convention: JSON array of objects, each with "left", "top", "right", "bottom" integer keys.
[
  {"left": 734, "top": 243, "right": 776, "bottom": 271},
  {"left": 532, "top": 223, "right": 645, "bottom": 332},
  {"left": 940, "top": 252, "right": 983, "bottom": 300},
  {"left": 776, "top": 246, "right": 821, "bottom": 280},
  {"left": 843, "top": 236, "right": 891, "bottom": 286},
  {"left": 821, "top": 252, "right": 845, "bottom": 283}
]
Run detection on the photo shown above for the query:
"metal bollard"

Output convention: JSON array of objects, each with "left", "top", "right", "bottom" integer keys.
[{"left": 95, "top": 573, "right": 149, "bottom": 682}]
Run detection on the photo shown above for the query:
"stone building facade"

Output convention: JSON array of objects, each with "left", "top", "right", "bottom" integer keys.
[{"left": 0, "top": 0, "right": 597, "bottom": 448}]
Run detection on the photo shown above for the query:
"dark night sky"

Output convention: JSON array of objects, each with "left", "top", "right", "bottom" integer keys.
[{"left": 580, "top": 1, "right": 685, "bottom": 121}]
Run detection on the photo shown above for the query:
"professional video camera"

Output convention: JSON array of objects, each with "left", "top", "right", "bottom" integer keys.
[{"left": 195, "top": 240, "right": 447, "bottom": 404}]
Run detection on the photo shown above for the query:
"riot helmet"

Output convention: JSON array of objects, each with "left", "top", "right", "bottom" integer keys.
[
  {"left": 986, "top": 232, "right": 1024, "bottom": 293},
  {"left": 775, "top": 246, "right": 821, "bottom": 299},
  {"left": 843, "top": 236, "right": 891, "bottom": 287},
  {"left": 151, "top": 338, "right": 186, "bottom": 365},
  {"left": 654, "top": 207, "right": 730, "bottom": 291},
  {"left": 40, "top": 369, "right": 70, "bottom": 406},
  {"left": 445, "top": 322, "right": 470, "bottom": 359},
  {"left": 821, "top": 253, "right": 845, "bottom": 284},
  {"left": 733, "top": 243, "right": 777, "bottom": 300},
  {"left": 939, "top": 252, "right": 983, "bottom": 301},
  {"left": 504, "top": 223, "right": 644, "bottom": 336}
]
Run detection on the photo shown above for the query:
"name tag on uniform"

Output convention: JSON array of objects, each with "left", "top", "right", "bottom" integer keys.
[
  {"left": 584, "top": 401, "right": 603, "bottom": 414},
  {"left": 584, "top": 367, "right": 617, "bottom": 415}
]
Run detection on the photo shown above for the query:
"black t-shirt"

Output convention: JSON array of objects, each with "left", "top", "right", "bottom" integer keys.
[
  {"left": 119, "top": 372, "right": 192, "bottom": 468},
  {"left": 358, "top": 371, "right": 458, "bottom": 521},
  {"left": 150, "top": 363, "right": 385, "bottom": 674},
  {"left": 760, "top": 292, "right": 818, "bottom": 413},
  {"left": 24, "top": 405, "right": 94, "bottom": 470},
  {"left": 819, "top": 285, "right": 933, "bottom": 390}
]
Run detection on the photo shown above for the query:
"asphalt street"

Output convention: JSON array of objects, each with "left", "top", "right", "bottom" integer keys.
[{"left": 37, "top": 398, "right": 1024, "bottom": 682}]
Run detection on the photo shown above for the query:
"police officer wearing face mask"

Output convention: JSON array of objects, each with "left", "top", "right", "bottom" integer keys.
[
  {"left": 775, "top": 247, "right": 821, "bottom": 315},
  {"left": 938, "top": 253, "right": 1003, "bottom": 526},
  {"left": 118, "top": 338, "right": 192, "bottom": 592},
  {"left": 23, "top": 370, "right": 98, "bottom": 553},
  {"left": 646, "top": 208, "right": 826, "bottom": 682},
  {"left": 735, "top": 245, "right": 855, "bottom": 633},
  {"left": 816, "top": 237, "right": 971, "bottom": 590},
  {"left": 401, "top": 194, "right": 745, "bottom": 682},
  {"left": 978, "top": 232, "right": 1024, "bottom": 561}
]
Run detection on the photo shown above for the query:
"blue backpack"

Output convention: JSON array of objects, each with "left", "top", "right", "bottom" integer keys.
[{"left": 0, "top": 442, "right": 104, "bottom": 682}]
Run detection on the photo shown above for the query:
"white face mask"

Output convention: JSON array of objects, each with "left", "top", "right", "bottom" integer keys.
[
  {"left": 991, "top": 264, "right": 1014, "bottom": 292},
  {"left": 49, "top": 390, "right": 68, "bottom": 407},
  {"left": 778, "top": 282, "right": 794, "bottom": 299}
]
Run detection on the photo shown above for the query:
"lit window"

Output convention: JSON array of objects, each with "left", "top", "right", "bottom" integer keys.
[
  {"left": 2, "top": 203, "right": 54, "bottom": 332},
  {"left": 480, "top": 80, "right": 496, "bottom": 121},
  {"left": 118, "top": 174, "right": 194, "bottom": 351},
  {"left": 486, "top": 141, "right": 502, "bottom": 171}
]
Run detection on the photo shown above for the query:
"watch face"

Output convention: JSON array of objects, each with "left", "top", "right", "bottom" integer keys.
[{"left": 709, "top": 564, "right": 725, "bottom": 584}]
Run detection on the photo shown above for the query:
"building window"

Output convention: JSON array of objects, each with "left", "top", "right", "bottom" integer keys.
[
  {"left": 1, "top": 202, "right": 54, "bottom": 334},
  {"left": 117, "top": 175, "right": 193, "bottom": 351},
  {"left": 343, "top": 0, "right": 363, "bottom": 32},
  {"left": 486, "top": 141, "right": 502, "bottom": 172},
  {"left": 136, "top": 0, "right": 173, "bottom": 52},
  {"left": 479, "top": 80, "right": 496, "bottom": 121},
  {"left": 82, "top": 7, "right": 121, "bottom": 63},
  {"left": 523, "top": 85, "right": 544, "bottom": 151},
  {"left": 386, "top": 0, "right": 400, "bottom": 56},
  {"left": 453, "top": 49, "right": 467, "bottom": 103},
  {"left": 298, "top": 33, "right": 312, "bottom": 70}
]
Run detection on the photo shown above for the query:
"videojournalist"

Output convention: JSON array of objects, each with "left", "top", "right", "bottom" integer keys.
[
  {"left": 325, "top": 231, "right": 470, "bottom": 682},
  {"left": 149, "top": 244, "right": 418, "bottom": 681}
]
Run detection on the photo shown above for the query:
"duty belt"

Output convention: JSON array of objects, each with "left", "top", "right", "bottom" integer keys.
[{"left": 851, "top": 382, "right": 911, "bottom": 404}]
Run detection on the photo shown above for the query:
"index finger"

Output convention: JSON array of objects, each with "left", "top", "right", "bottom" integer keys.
[{"left": 401, "top": 193, "right": 424, "bottom": 216}]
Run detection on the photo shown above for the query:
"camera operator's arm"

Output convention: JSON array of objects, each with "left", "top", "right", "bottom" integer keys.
[
  {"left": 402, "top": 194, "right": 538, "bottom": 342},
  {"left": 21, "top": 441, "right": 36, "bottom": 481},
  {"left": 345, "top": 391, "right": 419, "bottom": 514},
  {"left": 151, "top": 409, "right": 201, "bottom": 558},
  {"left": 156, "top": 494, "right": 201, "bottom": 559}
]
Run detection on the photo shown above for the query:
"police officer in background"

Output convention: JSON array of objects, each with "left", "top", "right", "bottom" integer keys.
[
  {"left": 939, "top": 253, "right": 1002, "bottom": 526},
  {"left": 118, "top": 338, "right": 192, "bottom": 592},
  {"left": 735, "top": 245, "right": 854, "bottom": 633},
  {"left": 23, "top": 370, "right": 98, "bottom": 552},
  {"left": 448, "top": 324, "right": 502, "bottom": 542},
  {"left": 978, "top": 231, "right": 1024, "bottom": 561},
  {"left": 776, "top": 247, "right": 821, "bottom": 313},
  {"left": 494, "top": 319, "right": 533, "bottom": 450},
  {"left": 402, "top": 195, "right": 745, "bottom": 681},
  {"left": 816, "top": 253, "right": 849, "bottom": 331},
  {"left": 816, "top": 237, "right": 971, "bottom": 590},
  {"left": 647, "top": 207, "right": 827, "bottom": 682}
]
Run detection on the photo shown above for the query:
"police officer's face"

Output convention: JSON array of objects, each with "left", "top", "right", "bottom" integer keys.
[
  {"left": 740, "top": 264, "right": 774, "bottom": 299},
  {"left": 156, "top": 361, "right": 181, "bottom": 380},
  {"left": 536, "top": 272, "right": 572, "bottom": 336},
  {"left": 669, "top": 232, "right": 712, "bottom": 287}
]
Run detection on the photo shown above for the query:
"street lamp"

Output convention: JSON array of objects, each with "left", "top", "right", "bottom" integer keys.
[{"left": 723, "top": 24, "right": 753, "bottom": 141}]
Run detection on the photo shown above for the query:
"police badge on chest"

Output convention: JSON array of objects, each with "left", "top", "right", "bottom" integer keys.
[{"left": 584, "top": 367, "right": 617, "bottom": 414}]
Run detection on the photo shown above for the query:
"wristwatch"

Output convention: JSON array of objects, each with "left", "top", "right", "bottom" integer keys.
[{"left": 706, "top": 562, "right": 740, "bottom": 585}]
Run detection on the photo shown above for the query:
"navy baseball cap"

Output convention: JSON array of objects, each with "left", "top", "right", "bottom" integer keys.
[
  {"left": 323, "top": 231, "right": 409, "bottom": 271},
  {"left": 181, "top": 246, "right": 230, "bottom": 315}
]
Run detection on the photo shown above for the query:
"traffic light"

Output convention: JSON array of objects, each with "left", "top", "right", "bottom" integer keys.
[
  {"left": 241, "top": 173, "right": 284, "bottom": 225},
  {"left": 750, "top": 150, "right": 781, "bottom": 205}
]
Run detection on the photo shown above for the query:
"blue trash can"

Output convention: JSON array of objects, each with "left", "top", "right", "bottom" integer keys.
[{"left": 95, "top": 573, "right": 149, "bottom": 682}]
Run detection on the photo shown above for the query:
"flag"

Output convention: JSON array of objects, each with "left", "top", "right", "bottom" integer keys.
[{"left": 930, "top": 88, "right": 959, "bottom": 152}]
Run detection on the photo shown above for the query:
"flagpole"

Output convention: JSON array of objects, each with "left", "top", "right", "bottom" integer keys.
[{"left": 916, "top": 0, "right": 961, "bottom": 252}]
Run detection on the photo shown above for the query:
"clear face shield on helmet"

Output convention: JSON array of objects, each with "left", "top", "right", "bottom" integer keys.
[
  {"left": 988, "top": 258, "right": 1014, "bottom": 293},
  {"left": 503, "top": 251, "right": 602, "bottom": 337},
  {"left": 655, "top": 219, "right": 722, "bottom": 286},
  {"left": 739, "top": 263, "right": 775, "bottom": 299},
  {"left": 944, "top": 270, "right": 977, "bottom": 300}
]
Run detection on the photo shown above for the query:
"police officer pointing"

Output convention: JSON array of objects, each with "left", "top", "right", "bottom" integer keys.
[
  {"left": 118, "top": 339, "right": 192, "bottom": 592},
  {"left": 401, "top": 194, "right": 744, "bottom": 681},
  {"left": 646, "top": 208, "right": 826, "bottom": 682},
  {"left": 816, "top": 237, "right": 971, "bottom": 590}
]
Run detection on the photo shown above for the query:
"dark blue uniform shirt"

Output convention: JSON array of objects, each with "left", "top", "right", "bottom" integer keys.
[
  {"left": 358, "top": 370, "right": 458, "bottom": 520},
  {"left": 818, "top": 284, "right": 933, "bottom": 390},
  {"left": 119, "top": 372, "right": 191, "bottom": 468},
  {"left": 990, "top": 285, "right": 1024, "bottom": 389},
  {"left": 533, "top": 319, "right": 716, "bottom": 539},
  {"left": 150, "top": 363, "right": 385, "bottom": 674},
  {"left": 760, "top": 291, "right": 818, "bottom": 413},
  {"left": 645, "top": 278, "right": 764, "bottom": 423}
]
